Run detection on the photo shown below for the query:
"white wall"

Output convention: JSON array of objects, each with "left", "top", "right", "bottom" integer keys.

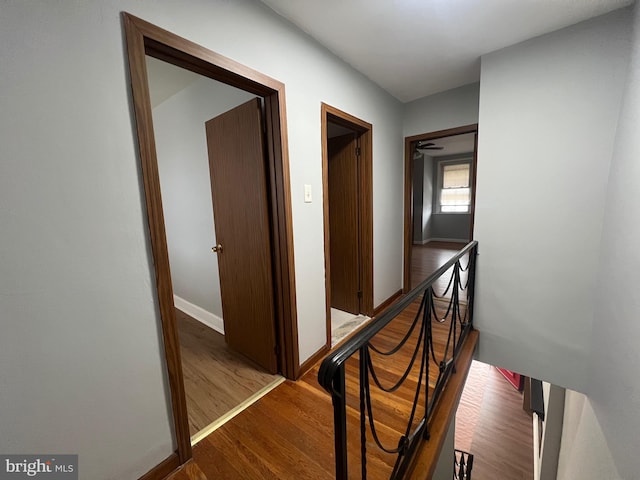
[
  {"left": 586, "top": 2, "right": 640, "bottom": 478},
  {"left": 433, "top": 416, "right": 455, "bottom": 480},
  {"left": 535, "top": 383, "right": 564, "bottom": 480},
  {"left": 473, "top": 9, "right": 632, "bottom": 392},
  {"left": 0, "top": 1, "right": 403, "bottom": 478},
  {"left": 556, "top": 390, "right": 620, "bottom": 480},
  {"left": 152, "top": 71, "right": 255, "bottom": 326},
  {"left": 430, "top": 214, "right": 470, "bottom": 241},
  {"left": 422, "top": 154, "right": 434, "bottom": 242},
  {"left": 411, "top": 153, "right": 435, "bottom": 244},
  {"left": 0, "top": 4, "right": 175, "bottom": 479},
  {"left": 412, "top": 156, "right": 425, "bottom": 242},
  {"left": 403, "top": 83, "right": 480, "bottom": 137}
]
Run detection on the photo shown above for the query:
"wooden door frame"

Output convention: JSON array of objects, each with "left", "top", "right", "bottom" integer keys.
[
  {"left": 123, "top": 13, "right": 299, "bottom": 467},
  {"left": 321, "top": 103, "right": 373, "bottom": 348},
  {"left": 403, "top": 124, "right": 478, "bottom": 293}
]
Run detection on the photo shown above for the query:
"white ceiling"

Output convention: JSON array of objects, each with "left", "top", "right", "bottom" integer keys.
[
  {"left": 416, "top": 132, "right": 475, "bottom": 158},
  {"left": 260, "top": 0, "right": 633, "bottom": 102}
]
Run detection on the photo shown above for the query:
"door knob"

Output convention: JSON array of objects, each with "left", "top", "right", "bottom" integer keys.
[{"left": 211, "top": 244, "right": 223, "bottom": 253}]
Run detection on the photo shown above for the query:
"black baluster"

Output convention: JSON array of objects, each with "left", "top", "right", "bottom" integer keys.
[
  {"left": 360, "top": 346, "right": 368, "bottom": 479},
  {"left": 424, "top": 287, "right": 432, "bottom": 440},
  {"left": 332, "top": 365, "right": 348, "bottom": 480}
]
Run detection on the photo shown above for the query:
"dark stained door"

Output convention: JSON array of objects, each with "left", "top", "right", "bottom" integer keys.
[
  {"left": 328, "top": 133, "right": 361, "bottom": 315},
  {"left": 205, "top": 98, "right": 277, "bottom": 374}
]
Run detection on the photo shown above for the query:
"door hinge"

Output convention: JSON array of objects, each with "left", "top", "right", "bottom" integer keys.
[
  {"left": 356, "top": 147, "right": 361, "bottom": 156},
  {"left": 357, "top": 290, "right": 363, "bottom": 298},
  {"left": 275, "top": 344, "right": 281, "bottom": 356}
]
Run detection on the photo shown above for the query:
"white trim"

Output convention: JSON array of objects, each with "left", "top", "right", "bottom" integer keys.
[
  {"left": 412, "top": 239, "right": 430, "bottom": 245},
  {"left": 174, "top": 295, "right": 225, "bottom": 335},
  {"left": 190, "top": 376, "right": 285, "bottom": 445},
  {"left": 426, "top": 237, "right": 469, "bottom": 244},
  {"left": 431, "top": 211, "right": 471, "bottom": 215},
  {"left": 533, "top": 412, "right": 541, "bottom": 480}
]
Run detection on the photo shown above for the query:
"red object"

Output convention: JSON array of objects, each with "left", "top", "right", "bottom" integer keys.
[{"left": 497, "top": 368, "right": 524, "bottom": 391}]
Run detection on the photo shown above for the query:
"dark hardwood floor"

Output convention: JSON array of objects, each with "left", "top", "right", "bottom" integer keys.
[
  {"left": 167, "top": 293, "right": 476, "bottom": 479},
  {"left": 164, "top": 242, "right": 533, "bottom": 480},
  {"left": 410, "top": 241, "right": 467, "bottom": 291}
]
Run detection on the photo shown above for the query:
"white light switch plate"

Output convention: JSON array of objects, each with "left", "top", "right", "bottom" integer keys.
[{"left": 304, "top": 184, "right": 312, "bottom": 203}]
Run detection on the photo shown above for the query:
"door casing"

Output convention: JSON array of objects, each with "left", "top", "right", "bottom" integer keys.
[
  {"left": 321, "top": 103, "right": 373, "bottom": 348},
  {"left": 123, "top": 12, "right": 299, "bottom": 466},
  {"left": 403, "top": 124, "right": 478, "bottom": 293}
]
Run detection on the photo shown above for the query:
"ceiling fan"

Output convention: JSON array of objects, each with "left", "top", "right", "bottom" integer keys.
[{"left": 415, "top": 141, "right": 443, "bottom": 151}]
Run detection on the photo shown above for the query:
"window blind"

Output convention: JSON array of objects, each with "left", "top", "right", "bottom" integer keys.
[{"left": 440, "top": 163, "right": 470, "bottom": 212}]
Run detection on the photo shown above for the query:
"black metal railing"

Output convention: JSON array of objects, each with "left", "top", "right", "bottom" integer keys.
[
  {"left": 454, "top": 449, "right": 474, "bottom": 479},
  {"left": 318, "top": 241, "right": 478, "bottom": 480}
]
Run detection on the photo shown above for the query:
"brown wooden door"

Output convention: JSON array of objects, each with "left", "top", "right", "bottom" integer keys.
[
  {"left": 205, "top": 98, "right": 278, "bottom": 374},
  {"left": 328, "top": 133, "right": 361, "bottom": 315}
]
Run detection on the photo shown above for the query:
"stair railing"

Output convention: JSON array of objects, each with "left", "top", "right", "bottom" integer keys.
[
  {"left": 454, "top": 449, "right": 474, "bottom": 479},
  {"left": 318, "top": 241, "right": 478, "bottom": 479}
]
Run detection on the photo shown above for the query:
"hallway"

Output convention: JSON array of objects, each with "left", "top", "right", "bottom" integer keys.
[
  {"left": 165, "top": 241, "right": 477, "bottom": 479},
  {"left": 168, "top": 241, "right": 531, "bottom": 480}
]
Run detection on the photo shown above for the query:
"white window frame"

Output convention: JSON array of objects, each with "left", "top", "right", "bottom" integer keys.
[{"left": 434, "top": 157, "right": 473, "bottom": 214}]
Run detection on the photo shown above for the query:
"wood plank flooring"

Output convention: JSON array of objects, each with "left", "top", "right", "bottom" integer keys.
[
  {"left": 410, "top": 241, "right": 467, "bottom": 291},
  {"left": 456, "top": 361, "right": 534, "bottom": 480},
  {"left": 176, "top": 309, "right": 281, "bottom": 436},
  {"left": 164, "top": 243, "right": 533, "bottom": 480},
  {"left": 167, "top": 289, "right": 474, "bottom": 479}
]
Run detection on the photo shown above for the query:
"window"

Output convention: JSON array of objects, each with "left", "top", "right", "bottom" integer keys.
[{"left": 438, "top": 160, "right": 471, "bottom": 213}]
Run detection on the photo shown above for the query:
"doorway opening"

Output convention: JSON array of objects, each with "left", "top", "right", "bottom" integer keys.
[
  {"left": 321, "top": 104, "right": 373, "bottom": 347},
  {"left": 403, "top": 124, "right": 478, "bottom": 292},
  {"left": 123, "top": 13, "right": 298, "bottom": 467},
  {"left": 146, "top": 57, "right": 285, "bottom": 443}
]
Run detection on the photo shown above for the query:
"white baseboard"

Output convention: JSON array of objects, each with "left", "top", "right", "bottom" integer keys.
[
  {"left": 173, "top": 295, "right": 225, "bottom": 335},
  {"left": 426, "top": 237, "right": 469, "bottom": 244},
  {"left": 412, "top": 239, "right": 430, "bottom": 245},
  {"left": 533, "top": 412, "right": 541, "bottom": 480}
]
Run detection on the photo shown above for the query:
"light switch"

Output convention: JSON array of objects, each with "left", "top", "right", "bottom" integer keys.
[{"left": 304, "top": 184, "right": 313, "bottom": 203}]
